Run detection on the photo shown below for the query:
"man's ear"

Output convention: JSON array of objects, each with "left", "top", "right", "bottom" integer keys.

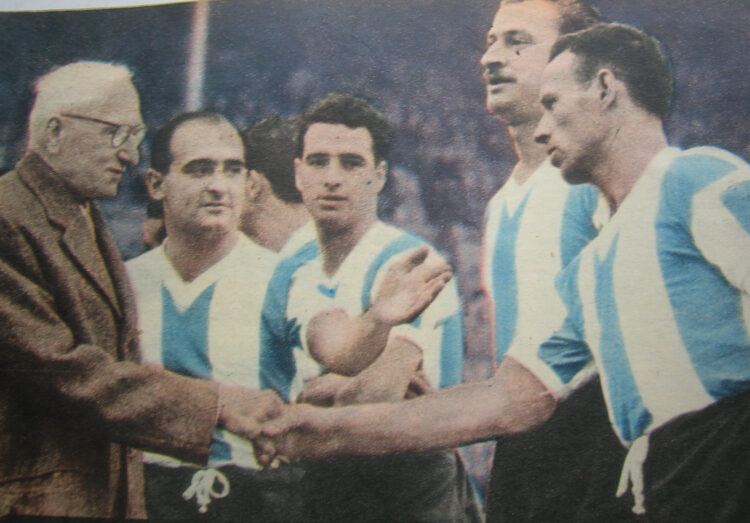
[
  {"left": 294, "top": 157, "right": 303, "bottom": 192},
  {"left": 146, "top": 168, "right": 166, "bottom": 200},
  {"left": 373, "top": 160, "right": 387, "bottom": 193},
  {"left": 246, "top": 169, "right": 263, "bottom": 202},
  {"left": 44, "top": 117, "right": 61, "bottom": 155},
  {"left": 595, "top": 68, "right": 617, "bottom": 109}
]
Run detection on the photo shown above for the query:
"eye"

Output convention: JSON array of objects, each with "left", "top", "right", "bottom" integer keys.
[
  {"left": 340, "top": 156, "right": 365, "bottom": 170},
  {"left": 306, "top": 155, "right": 329, "bottom": 168},
  {"left": 223, "top": 161, "right": 247, "bottom": 177}
]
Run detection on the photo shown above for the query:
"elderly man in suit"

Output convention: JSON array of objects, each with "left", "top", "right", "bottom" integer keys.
[{"left": 0, "top": 61, "right": 281, "bottom": 519}]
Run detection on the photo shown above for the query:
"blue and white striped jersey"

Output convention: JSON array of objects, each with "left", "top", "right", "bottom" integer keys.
[
  {"left": 127, "top": 234, "right": 278, "bottom": 469},
  {"left": 260, "top": 221, "right": 464, "bottom": 401},
  {"left": 520, "top": 147, "right": 750, "bottom": 445},
  {"left": 482, "top": 159, "right": 606, "bottom": 365}
]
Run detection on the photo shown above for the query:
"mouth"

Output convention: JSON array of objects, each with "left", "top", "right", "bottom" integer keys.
[
  {"left": 485, "top": 73, "right": 515, "bottom": 92},
  {"left": 318, "top": 195, "right": 347, "bottom": 209},
  {"left": 547, "top": 147, "right": 562, "bottom": 167},
  {"left": 201, "top": 202, "right": 231, "bottom": 213}
]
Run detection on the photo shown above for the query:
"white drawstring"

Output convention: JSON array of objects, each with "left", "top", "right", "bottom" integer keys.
[
  {"left": 616, "top": 434, "right": 650, "bottom": 515},
  {"left": 182, "top": 468, "right": 230, "bottom": 514}
]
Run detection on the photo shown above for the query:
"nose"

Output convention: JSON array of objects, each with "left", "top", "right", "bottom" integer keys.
[
  {"left": 480, "top": 40, "right": 507, "bottom": 71},
  {"left": 534, "top": 112, "right": 552, "bottom": 145},
  {"left": 322, "top": 163, "right": 344, "bottom": 190},
  {"left": 205, "top": 171, "right": 231, "bottom": 196},
  {"left": 116, "top": 140, "right": 139, "bottom": 167}
]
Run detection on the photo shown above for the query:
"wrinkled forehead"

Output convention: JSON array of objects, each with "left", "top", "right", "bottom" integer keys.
[
  {"left": 492, "top": 1, "right": 561, "bottom": 38},
  {"left": 71, "top": 78, "right": 143, "bottom": 125}
]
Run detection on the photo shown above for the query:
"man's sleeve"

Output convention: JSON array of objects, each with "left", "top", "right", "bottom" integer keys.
[
  {"left": 0, "top": 217, "right": 219, "bottom": 465},
  {"left": 688, "top": 153, "right": 750, "bottom": 295},
  {"left": 511, "top": 254, "right": 596, "bottom": 399}
]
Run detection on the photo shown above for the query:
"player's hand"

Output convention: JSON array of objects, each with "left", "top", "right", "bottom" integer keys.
[
  {"left": 259, "top": 403, "right": 339, "bottom": 462},
  {"left": 367, "top": 246, "right": 452, "bottom": 326},
  {"left": 405, "top": 370, "right": 436, "bottom": 398},
  {"left": 217, "top": 384, "right": 284, "bottom": 440},
  {"left": 297, "top": 372, "right": 352, "bottom": 406}
]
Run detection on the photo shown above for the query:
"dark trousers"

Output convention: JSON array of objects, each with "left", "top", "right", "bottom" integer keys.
[
  {"left": 487, "top": 378, "right": 637, "bottom": 522},
  {"left": 144, "top": 462, "right": 307, "bottom": 521},
  {"left": 302, "top": 450, "right": 482, "bottom": 522},
  {"left": 644, "top": 389, "right": 750, "bottom": 522}
]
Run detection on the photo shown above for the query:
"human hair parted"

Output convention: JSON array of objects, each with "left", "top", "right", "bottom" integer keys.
[{"left": 550, "top": 23, "right": 673, "bottom": 120}]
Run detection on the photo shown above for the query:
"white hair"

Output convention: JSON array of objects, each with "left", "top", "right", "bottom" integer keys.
[{"left": 28, "top": 61, "right": 134, "bottom": 148}]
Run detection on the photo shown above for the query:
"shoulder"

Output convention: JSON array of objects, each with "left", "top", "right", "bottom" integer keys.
[
  {"left": 126, "top": 246, "right": 166, "bottom": 291},
  {"left": 661, "top": 147, "right": 750, "bottom": 218}
]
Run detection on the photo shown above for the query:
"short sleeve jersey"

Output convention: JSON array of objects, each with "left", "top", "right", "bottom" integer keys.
[
  {"left": 481, "top": 159, "right": 605, "bottom": 366},
  {"left": 518, "top": 147, "right": 750, "bottom": 445},
  {"left": 127, "top": 234, "right": 278, "bottom": 468},
  {"left": 260, "top": 221, "right": 464, "bottom": 401}
]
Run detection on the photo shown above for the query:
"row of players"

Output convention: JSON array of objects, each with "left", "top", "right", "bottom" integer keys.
[{"left": 1, "top": 1, "right": 749, "bottom": 521}]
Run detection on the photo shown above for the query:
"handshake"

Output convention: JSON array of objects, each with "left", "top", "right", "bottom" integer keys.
[{"left": 216, "top": 383, "right": 346, "bottom": 467}]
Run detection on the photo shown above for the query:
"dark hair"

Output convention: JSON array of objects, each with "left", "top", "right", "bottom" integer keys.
[
  {"left": 550, "top": 23, "right": 673, "bottom": 120},
  {"left": 297, "top": 93, "right": 392, "bottom": 164},
  {"left": 150, "top": 111, "right": 231, "bottom": 173},
  {"left": 242, "top": 116, "right": 301, "bottom": 204},
  {"left": 501, "top": 0, "right": 601, "bottom": 35}
]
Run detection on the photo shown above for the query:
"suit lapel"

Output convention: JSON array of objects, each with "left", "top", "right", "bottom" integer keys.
[{"left": 18, "top": 153, "right": 123, "bottom": 318}]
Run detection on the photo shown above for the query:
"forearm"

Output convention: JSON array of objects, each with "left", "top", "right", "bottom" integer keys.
[
  {"left": 276, "top": 357, "right": 557, "bottom": 458},
  {"left": 308, "top": 308, "right": 392, "bottom": 375},
  {"left": 334, "top": 336, "right": 422, "bottom": 405}
]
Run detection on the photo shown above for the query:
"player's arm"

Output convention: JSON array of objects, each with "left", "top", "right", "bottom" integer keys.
[
  {"left": 261, "top": 356, "right": 557, "bottom": 459},
  {"left": 307, "top": 245, "right": 451, "bottom": 375},
  {"left": 298, "top": 335, "right": 422, "bottom": 406}
]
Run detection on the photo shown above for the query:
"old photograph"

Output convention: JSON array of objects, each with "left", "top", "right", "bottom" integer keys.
[{"left": 0, "top": 0, "right": 749, "bottom": 519}]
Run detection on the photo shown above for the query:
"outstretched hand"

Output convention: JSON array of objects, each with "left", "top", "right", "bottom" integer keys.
[
  {"left": 254, "top": 403, "right": 336, "bottom": 467},
  {"left": 217, "top": 384, "right": 284, "bottom": 441},
  {"left": 367, "top": 245, "right": 452, "bottom": 326}
]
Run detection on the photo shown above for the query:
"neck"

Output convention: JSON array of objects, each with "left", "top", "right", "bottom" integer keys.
[
  {"left": 507, "top": 120, "right": 548, "bottom": 184},
  {"left": 594, "top": 115, "right": 668, "bottom": 213},
  {"left": 164, "top": 228, "right": 239, "bottom": 282},
  {"left": 317, "top": 216, "right": 376, "bottom": 277},
  {"left": 241, "top": 199, "right": 310, "bottom": 252}
]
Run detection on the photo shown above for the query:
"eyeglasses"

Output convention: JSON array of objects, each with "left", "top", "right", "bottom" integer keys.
[{"left": 60, "top": 113, "right": 146, "bottom": 148}]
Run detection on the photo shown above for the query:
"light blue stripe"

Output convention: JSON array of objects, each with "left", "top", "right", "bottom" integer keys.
[
  {"left": 657, "top": 155, "right": 750, "bottom": 400},
  {"left": 491, "top": 191, "right": 532, "bottom": 362},
  {"left": 560, "top": 184, "right": 600, "bottom": 267},
  {"left": 439, "top": 311, "right": 464, "bottom": 387},
  {"left": 594, "top": 234, "right": 651, "bottom": 443},
  {"left": 539, "top": 255, "right": 592, "bottom": 384},
  {"left": 360, "top": 232, "right": 424, "bottom": 328},
  {"left": 721, "top": 180, "right": 750, "bottom": 235},
  {"left": 161, "top": 283, "right": 216, "bottom": 380},
  {"left": 259, "top": 239, "right": 319, "bottom": 400}
]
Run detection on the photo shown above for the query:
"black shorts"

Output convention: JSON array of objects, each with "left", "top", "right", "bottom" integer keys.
[
  {"left": 644, "top": 388, "right": 750, "bottom": 522},
  {"left": 487, "top": 377, "right": 637, "bottom": 522},
  {"left": 144, "top": 462, "right": 307, "bottom": 521},
  {"left": 301, "top": 450, "right": 482, "bottom": 522}
]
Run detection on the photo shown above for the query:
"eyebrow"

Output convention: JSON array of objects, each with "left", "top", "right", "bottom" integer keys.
[
  {"left": 223, "top": 159, "right": 246, "bottom": 168},
  {"left": 339, "top": 153, "right": 366, "bottom": 164},
  {"left": 304, "top": 152, "right": 329, "bottom": 161},
  {"left": 182, "top": 158, "right": 217, "bottom": 173},
  {"left": 503, "top": 29, "right": 533, "bottom": 42}
]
